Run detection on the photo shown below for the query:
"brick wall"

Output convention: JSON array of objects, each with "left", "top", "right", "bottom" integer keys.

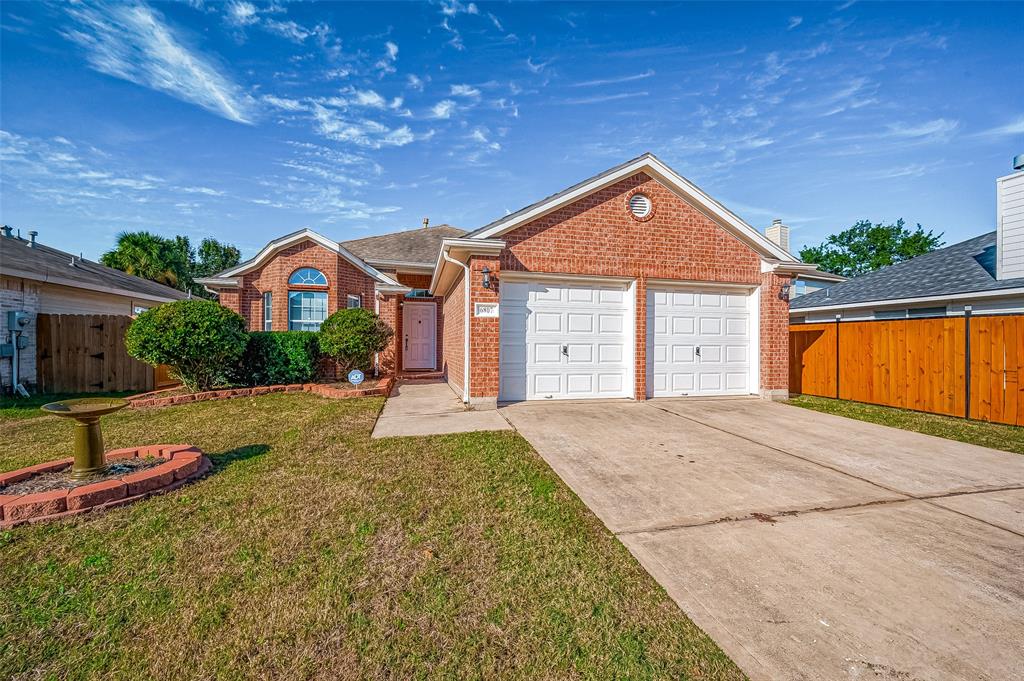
[
  {"left": 377, "top": 294, "right": 399, "bottom": 376},
  {"left": 759, "top": 271, "right": 792, "bottom": 396},
  {"left": 462, "top": 172, "right": 783, "bottom": 400},
  {"left": 219, "top": 241, "right": 376, "bottom": 331},
  {"left": 1, "top": 276, "right": 39, "bottom": 391},
  {"left": 441, "top": 269, "right": 465, "bottom": 396}
]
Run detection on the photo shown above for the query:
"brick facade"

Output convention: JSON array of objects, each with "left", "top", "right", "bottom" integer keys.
[
  {"left": 457, "top": 172, "right": 787, "bottom": 403},
  {"left": 440, "top": 270, "right": 465, "bottom": 395}
]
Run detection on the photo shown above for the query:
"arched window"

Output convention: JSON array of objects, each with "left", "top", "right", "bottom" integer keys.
[{"left": 288, "top": 267, "right": 328, "bottom": 286}]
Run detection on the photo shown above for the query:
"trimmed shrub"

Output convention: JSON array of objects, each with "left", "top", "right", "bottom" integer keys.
[
  {"left": 231, "top": 331, "right": 321, "bottom": 386},
  {"left": 319, "top": 308, "right": 394, "bottom": 375},
  {"left": 125, "top": 299, "right": 249, "bottom": 392}
]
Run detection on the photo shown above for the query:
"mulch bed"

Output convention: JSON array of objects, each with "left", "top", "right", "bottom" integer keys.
[
  {"left": 128, "top": 376, "right": 394, "bottom": 408},
  {"left": 1, "top": 457, "right": 162, "bottom": 495}
]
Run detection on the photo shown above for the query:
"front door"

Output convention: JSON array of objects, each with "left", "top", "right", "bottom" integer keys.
[{"left": 403, "top": 302, "right": 436, "bottom": 370}]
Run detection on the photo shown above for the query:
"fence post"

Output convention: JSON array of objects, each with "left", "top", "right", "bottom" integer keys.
[
  {"left": 835, "top": 314, "right": 841, "bottom": 399},
  {"left": 964, "top": 306, "right": 972, "bottom": 420}
]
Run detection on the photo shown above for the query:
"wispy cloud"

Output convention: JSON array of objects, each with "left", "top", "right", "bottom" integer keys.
[
  {"left": 787, "top": 16, "right": 803, "bottom": 30},
  {"left": 375, "top": 41, "right": 399, "bottom": 75},
  {"left": 526, "top": 57, "right": 551, "bottom": 74},
  {"left": 973, "top": 116, "right": 1024, "bottom": 139},
  {"left": 431, "top": 100, "right": 457, "bottom": 119},
  {"left": 564, "top": 92, "right": 647, "bottom": 105},
  {"left": 451, "top": 84, "right": 481, "bottom": 98},
  {"left": 571, "top": 69, "right": 655, "bottom": 88},
  {"left": 62, "top": 2, "right": 255, "bottom": 123},
  {"left": 311, "top": 104, "right": 416, "bottom": 148},
  {"left": 885, "top": 118, "right": 959, "bottom": 139}
]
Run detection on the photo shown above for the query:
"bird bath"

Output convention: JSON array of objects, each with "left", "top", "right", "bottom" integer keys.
[{"left": 40, "top": 397, "right": 129, "bottom": 480}]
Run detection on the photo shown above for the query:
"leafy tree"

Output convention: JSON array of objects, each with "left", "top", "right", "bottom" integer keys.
[
  {"left": 799, "top": 219, "right": 943, "bottom": 278},
  {"left": 194, "top": 238, "right": 241, "bottom": 278},
  {"left": 318, "top": 308, "right": 394, "bottom": 376},
  {"left": 125, "top": 299, "right": 249, "bottom": 392},
  {"left": 101, "top": 231, "right": 191, "bottom": 289}
]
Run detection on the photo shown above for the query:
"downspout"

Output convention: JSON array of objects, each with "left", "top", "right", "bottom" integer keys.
[{"left": 442, "top": 250, "right": 471, "bottom": 403}]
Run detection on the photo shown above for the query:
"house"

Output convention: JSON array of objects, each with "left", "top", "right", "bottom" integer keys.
[
  {"left": 203, "top": 153, "right": 809, "bottom": 406},
  {"left": 0, "top": 228, "right": 188, "bottom": 393},
  {"left": 790, "top": 157, "right": 1024, "bottom": 322},
  {"left": 759, "top": 218, "right": 846, "bottom": 297}
]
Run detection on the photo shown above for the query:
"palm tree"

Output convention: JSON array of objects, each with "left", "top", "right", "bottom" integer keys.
[{"left": 101, "top": 231, "right": 189, "bottom": 289}]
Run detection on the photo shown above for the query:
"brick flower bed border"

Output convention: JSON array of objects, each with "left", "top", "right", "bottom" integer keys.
[
  {"left": 128, "top": 376, "right": 395, "bottom": 409},
  {"left": 0, "top": 445, "right": 211, "bottom": 529}
]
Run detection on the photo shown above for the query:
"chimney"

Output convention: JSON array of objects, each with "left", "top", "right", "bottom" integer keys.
[
  {"left": 422, "top": 217, "right": 430, "bottom": 229},
  {"left": 1, "top": 225, "right": 11, "bottom": 238},
  {"left": 765, "top": 218, "right": 790, "bottom": 253},
  {"left": 28, "top": 230, "right": 38, "bottom": 247},
  {"left": 996, "top": 154, "right": 1024, "bottom": 280}
]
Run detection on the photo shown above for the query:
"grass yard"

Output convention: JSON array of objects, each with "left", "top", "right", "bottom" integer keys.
[
  {"left": 0, "top": 392, "right": 138, "bottom": 422},
  {"left": 788, "top": 395, "right": 1024, "bottom": 455},
  {"left": 0, "top": 393, "right": 742, "bottom": 680}
]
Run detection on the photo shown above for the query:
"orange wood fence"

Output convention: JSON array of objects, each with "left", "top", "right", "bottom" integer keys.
[
  {"left": 36, "top": 314, "right": 178, "bottom": 394},
  {"left": 790, "top": 315, "right": 1023, "bottom": 426}
]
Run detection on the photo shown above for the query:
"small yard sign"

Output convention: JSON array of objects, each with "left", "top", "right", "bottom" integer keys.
[{"left": 348, "top": 369, "right": 365, "bottom": 385}]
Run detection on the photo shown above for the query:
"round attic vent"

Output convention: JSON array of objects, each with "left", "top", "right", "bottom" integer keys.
[{"left": 629, "top": 193, "right": 652, "bottom": 219}]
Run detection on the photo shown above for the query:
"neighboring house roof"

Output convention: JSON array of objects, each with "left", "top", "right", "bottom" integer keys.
[
  {"left": 790, "top": 232, "right": 1024, "bottom": 312},
  {"left": 465, "top": 152, "right": 800, "bottom": 266},
  {"left": 197, "top": 228, "right": 404, "bottom": 291},
  {"left": 0, "top": 235, "right": 188, "bottom": 303},
  {"left": 342, "top": 224, "right": 466, "bottom": 268}
]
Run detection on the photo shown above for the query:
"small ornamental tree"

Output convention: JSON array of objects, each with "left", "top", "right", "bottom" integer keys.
[
  {"left": 318, "top": 308, "right": 394, "bottom": 376},
  {"left": 125, "top": 299, "right": 249, "bottom": 392}
]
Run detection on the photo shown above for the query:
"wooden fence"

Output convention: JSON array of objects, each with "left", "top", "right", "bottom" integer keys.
[
  {"left": 790, "top": 315, "right": 1023, "bottom": 426},
  {"left": 36, "top": 314, "right": 177, "bottom": 394}
]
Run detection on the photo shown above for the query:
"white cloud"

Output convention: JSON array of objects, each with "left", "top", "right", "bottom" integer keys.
[
  {"left": 431, "top": 99, "right": 457, "bottom": 119},
  {"left": 352, "top": 89, "right": 387, "bottom": 108},
  {"left": 787, "top": 16, "right": 803, "bottom": 30},
  {"left": 450, "top": 84, "right": 481, "bottom": 98},
  {"left": 441, "top": 0, "right": 478, "bottom": 16},
  {"left": 571, "top": 69, "right": 654, "bottom": 88},
  {"left": 440, "top": 18, "right": 464, "bottom": 50},
  {"left": 263, "top": 19, "right": 311, "bottom": 43},
  {"left": 263, "top": 95, "right": 306, "bottom": 111},
  {"left": 62, "top": 3, "right": 255, "bottom": 124},
  {"left": 181, "top": 186, "right": 225, "bottom": 196},
  {"left": 885, "top": 118, "right": 959, "bottom": 139},
  {"left": 310, "top": 104, "right": 417, "bottom": 148},
  {"left": 375, "top": 40, "right": 399, "bottom": 74},
  {"left": 564, "top": 92, "right": 646, "bottom": 105},
  {"left": 526, "top": 56, "right": 551, "bottom": 74},
  {"left": 407, "top": 74, "right": 425, "bottom": 91},
  {"left": 225, "top": 1, "right": 258, "bottom": 27},
  {"left": 974, "top": 116, "right": 1024, "bottom": 139}
]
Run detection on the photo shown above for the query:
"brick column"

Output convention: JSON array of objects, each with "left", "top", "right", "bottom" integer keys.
[
  {"left": 634, "top": 275, "right": 648, "bottom": 401},
  {"left": 377, "top": 293, "right": 400, "bottom": 376},
  {"left": 468, "top": 256, "right": 500, "bottom": 408},
  {"left": 759, "top": 271, "right": 791, "bottom": 400}
]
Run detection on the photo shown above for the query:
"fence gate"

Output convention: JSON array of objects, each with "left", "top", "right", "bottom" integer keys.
[
  {"left": 36, "top": 314, "right": 157, "bottom": 393},
  {"left": 789, "top": 315, "right": 1023, "bottom": 427}
]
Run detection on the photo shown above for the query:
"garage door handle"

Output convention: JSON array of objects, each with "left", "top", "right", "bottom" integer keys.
[
  {"left": 695, "top": 346, "right": 701, "bottom": 357},
  {"left": 561, "top": 344, "right": 568, "bottom": 357}
]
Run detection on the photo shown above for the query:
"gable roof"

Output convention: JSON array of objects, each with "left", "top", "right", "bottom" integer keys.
[
  {"left": 466, "top": 152, "right": 798, "bottom": 263},
  {"left": 0, "top": 235, "right": 189, "bottom": 303},
  {"left": 790, "top": 232, "right": 1024, "bottom": 311},
  {"left": 198, "top": 228, "right": 401, "bottom": 288},
  {"left": 342, "top": 225, "right": 466, "bottom": 268}
]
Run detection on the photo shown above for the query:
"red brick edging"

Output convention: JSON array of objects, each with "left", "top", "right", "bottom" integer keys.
[
  {"left": 128, "top": 376, "right": 395, "bottom": 408},
  {"left": 0, "top": 445, "right": 211, "bottom": 529}
]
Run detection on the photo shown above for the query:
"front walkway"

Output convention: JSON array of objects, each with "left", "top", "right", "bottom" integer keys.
[
  {"left": 371, "top": 379, "right": 512, "bottom": 438},
  {"left": 501, "top": 397, "right": 1024, "bottom": 681}
]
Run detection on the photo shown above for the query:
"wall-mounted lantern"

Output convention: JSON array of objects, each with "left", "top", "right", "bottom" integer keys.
[
  {"left": 778, "top": 283, "right": 791, "bottom": 301},
  {"left": 481, "top": 266, "right": 492, "bottom": 289}
]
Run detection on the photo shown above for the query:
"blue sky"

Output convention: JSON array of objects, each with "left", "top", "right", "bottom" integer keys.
[{"left": 2, "top": 1, "right": 1022, "bottom": 261}]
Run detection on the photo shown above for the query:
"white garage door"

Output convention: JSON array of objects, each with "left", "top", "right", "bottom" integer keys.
[
  {"left": 646, "top": 287, "right": 752, "bottom": 397},
  {"left": 500, "top": 279, "right": 632, "bottom": 401}
]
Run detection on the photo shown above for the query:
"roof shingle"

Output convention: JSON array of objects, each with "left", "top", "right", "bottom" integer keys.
[{"left": 341, "top": 225, "right": 465, "bottom": 266}]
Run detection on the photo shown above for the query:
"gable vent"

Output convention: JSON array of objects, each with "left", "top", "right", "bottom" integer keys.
[{"left": 629, "top": 193, "right": 652, "bottom": 218}]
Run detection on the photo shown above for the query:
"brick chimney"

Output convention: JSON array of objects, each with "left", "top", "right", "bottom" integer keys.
[
  {"left": 765, "top": 218, "right": 790, "bottom": 253},
  {"left": 996, "top": 154, "right": 1024, "bottom": 280}
]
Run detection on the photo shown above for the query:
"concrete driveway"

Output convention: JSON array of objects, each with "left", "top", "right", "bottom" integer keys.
[{"left": 501, "top": 398, "right": 1024, "bottom": 681}]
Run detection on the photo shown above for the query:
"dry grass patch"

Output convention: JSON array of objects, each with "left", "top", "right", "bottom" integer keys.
[{"left": 1, "top": 393, "right": 742, "bottom": 680}]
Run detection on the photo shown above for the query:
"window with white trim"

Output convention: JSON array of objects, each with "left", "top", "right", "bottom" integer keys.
[
  {"left": 289, "top": 291, "right": 328, "bottom": 330},
  {"left": 263, "top": 291, "right": 273, "bottom": 331},
  {"left": 347, "top": 294, "right": 361, "bottom": 309},
  {"left": 288, "top": 267, "right": 328, "bottom": 286}
]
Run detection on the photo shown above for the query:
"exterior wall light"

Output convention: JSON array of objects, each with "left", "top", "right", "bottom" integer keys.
[
  {"left": 481, "top": 266, "right": 492, "bottom": 289},
  {"left": 779, "top": 283, "right": 791, "bottom": 301}
]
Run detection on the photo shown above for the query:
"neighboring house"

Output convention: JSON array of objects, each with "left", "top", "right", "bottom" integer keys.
[
  {"left": 759, "top": 218, "right": 847, "bottom": 298},
  {"left": 790, "top": 159, "right": 1024, "bottom": 322},
  {"left": 201, "top": 153, "right": 808, "bottom": 405},
  {"left": 0, "top": 228, "right": 188, "bottom": 392}
]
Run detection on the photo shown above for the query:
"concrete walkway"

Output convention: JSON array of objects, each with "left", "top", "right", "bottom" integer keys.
[
  {"left": 371, "top": 379, "right": 512, "bottom": 438},
  {"left": 501, "top": 397, "right": 1024, "bottom": 681}
]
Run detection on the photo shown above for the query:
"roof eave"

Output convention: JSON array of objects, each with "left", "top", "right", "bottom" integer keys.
[
  {"left": 428, "top": 238, "right": 506, "bottom": 295},
  {"left": 0, "top": 265, "right": 187, "bottom": 303},
  {"left": 790, "top": 286, "right": 1024, "bottom": 315}
]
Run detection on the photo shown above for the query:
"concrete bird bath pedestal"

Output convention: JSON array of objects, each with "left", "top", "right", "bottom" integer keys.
[{"left": 40, "top": 397, "right": 129, "bottom": 480}]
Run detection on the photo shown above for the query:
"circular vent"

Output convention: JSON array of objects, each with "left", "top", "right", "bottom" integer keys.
[{"left": 629, "top": 193, "right": 652, "bottom": 219}]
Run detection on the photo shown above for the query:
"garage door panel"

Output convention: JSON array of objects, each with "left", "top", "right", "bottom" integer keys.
[
  {"left": 598, "top": 343, "right": 623, "bottom": 364},
  {"left": 648, "top": 287, "right": 752, "bottom": 398},
  {"left": 534, "top": 312, "right": 562, "bottom": 333},
  {"left": 534, "top": 343, "right": 561, "bottom": 364},
  {"left": 566, "top": 343, "right": 593, "bottom": 363},
  {"left": 567, "top": 313, "right": 593, "bottom": 333}
]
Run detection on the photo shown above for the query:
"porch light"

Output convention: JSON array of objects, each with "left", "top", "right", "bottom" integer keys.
[
  {"left": 481, "top": 266, "right": 492, "bottom": 289},
  {"left": 779, "top": 283, "right": 791, "bottom": 301}
]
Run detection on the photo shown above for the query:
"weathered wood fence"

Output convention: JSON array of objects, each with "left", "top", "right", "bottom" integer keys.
[
  {"left": 790, "top": 315, "right": 1023, "bottom": 426},
  {"left": 36, "top": 314, "right": 177, "bottom": 394}
]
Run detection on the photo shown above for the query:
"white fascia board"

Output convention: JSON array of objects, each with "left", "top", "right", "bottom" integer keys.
[
  {"left": 1, "top": 266, "right": 185, "bottom": 304},
  {"left": 194, "top": 276, "right": 240, "bottom": 287},
  {"left": 428, "top": 238, "right": 505, "bottom": 295},
  {"left": 769, "top": 262, "right": 846, "bottom": 282},
  {"left": 364, "top": 259, "right": 435, "bottom": 273},
  {"left": 789, "top": 287, "right": 1024, "bottom": 315},
  {"left": 219, "top": 228, "right": 393, "bottom": 285},
  {"left": 469, "top": 156, "right": 796, "bottom": 263},
  {"left": 375, "top": 283, "right": 412, "bottom": 294}
]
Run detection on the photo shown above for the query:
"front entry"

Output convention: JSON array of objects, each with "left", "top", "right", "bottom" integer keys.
[{"left": 402, "top": 302, "right": 436, "bottom": 370}]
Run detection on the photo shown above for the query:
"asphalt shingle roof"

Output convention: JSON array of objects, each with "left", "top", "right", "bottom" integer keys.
[
  {"left": 790, "top": 232, "right": 1024, "bottom": 310},
  {"left": 342, "top": 225, "right": 465, "bottom": 266},
  {"left": 0, "top": 235, "right": 189, "bottom": 301}
]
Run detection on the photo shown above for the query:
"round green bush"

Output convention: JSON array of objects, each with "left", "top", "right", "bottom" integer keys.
[
  {"left": 318, "top": 308, "right": 394, "bottom": 375},
  {"left": 125, "top": 299, "right": 249, "bottom": 392}
]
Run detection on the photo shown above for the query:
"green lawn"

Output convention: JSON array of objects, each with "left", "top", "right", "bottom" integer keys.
[
  {"left": 0, "top": 392, "right": 139, "bottom": 422},
  {"left": 0, "top": 393, "right": 742, "bottom": 680},
  {"left": 788, "top": 395, "right": 1024, "bottom": 455}
]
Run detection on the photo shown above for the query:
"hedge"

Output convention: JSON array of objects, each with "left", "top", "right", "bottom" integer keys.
[{"left": 231, "top": 331, "right": 321, "bottom": 386}]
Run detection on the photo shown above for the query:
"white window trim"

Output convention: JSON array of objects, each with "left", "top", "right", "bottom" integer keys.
[
  {"left": 263, "top": 291, "right": 273, "bottom": 331},
  {"left": 347, "top": 294, "right": 362, "bottom": 309}
]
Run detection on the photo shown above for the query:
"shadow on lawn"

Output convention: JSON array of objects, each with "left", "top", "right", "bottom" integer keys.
[{"left": 206, "top": 444, "right": 271, "bottom": 471}]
